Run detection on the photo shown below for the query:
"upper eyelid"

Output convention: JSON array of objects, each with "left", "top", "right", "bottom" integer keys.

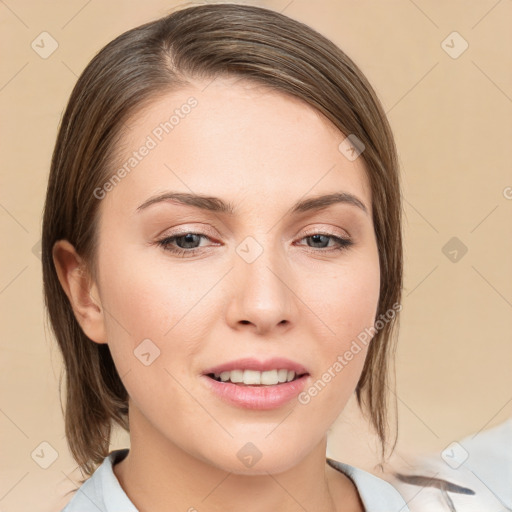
[
  {"left": 160, "top": 225, "right": 349, "bottom": 237},
  {"left": 300, "top": 226, "right": 350, "bottom": 237}
]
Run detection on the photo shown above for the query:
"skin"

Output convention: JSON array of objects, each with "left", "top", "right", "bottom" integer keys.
[{"left": 54, "top": 75, "right": 381, "bottom": 512}]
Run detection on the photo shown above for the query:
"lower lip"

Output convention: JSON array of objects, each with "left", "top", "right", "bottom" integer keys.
[{"left": 200, "top": 374, "right": 309, "bottom": 410}]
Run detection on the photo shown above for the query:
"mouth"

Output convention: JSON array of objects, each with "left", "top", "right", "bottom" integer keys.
[
  {"left": 200, "top": 365, "right": 311, "bottom": 410},
  {"left": 206, "top": 369, "right": 309, "bottom": 386}
]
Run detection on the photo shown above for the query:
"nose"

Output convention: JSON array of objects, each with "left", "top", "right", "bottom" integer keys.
[{"left": 225, "top": 237, "right": 297, "bottom": 336}]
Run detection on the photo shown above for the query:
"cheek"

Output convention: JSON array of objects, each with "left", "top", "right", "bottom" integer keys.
[
  {"left": 295, "top": 253, "right": 380, "bottom": 410},
  {"left": 302, "top": 252, "right": 380, "bottom": 342},
  {"left": 97, "top": 242, "right": 213, "bottom": 338},
  {"left": 95, "top": 253, "right": 209, "bottom": 417},
  {"left": 94, "top": 242, "right": 234, "bottom": 400},
  {"left": 94, "top": 244, "right": 193, "bottom": 371}
]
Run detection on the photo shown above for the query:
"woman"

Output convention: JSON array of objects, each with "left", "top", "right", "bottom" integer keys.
[{"left": 42, "top": 3, "right": 407, "bottom": 511}]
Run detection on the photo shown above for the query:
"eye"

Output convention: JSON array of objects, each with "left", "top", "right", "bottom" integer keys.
[
  {"left": 156, "top": 232, "right": 216, "bottom": 257},
  {"left": 296, "top": 229, "right": 354, "bottom": 253},
  {"left": 155, "top": 229, "right": 354, "bottom": 258}
]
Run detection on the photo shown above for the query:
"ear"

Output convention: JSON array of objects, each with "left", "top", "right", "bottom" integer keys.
[{"left": 52, "top": 239, "right": 107, "bottom": 344}]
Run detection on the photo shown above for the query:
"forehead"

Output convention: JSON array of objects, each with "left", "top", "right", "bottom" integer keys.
[{"left": 104, "top": 76, "right": 372, "bottom": 217}]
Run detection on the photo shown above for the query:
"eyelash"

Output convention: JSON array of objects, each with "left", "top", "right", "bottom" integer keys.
[{"left": 156, "top": 229, "right": 353, "bottom": 258}]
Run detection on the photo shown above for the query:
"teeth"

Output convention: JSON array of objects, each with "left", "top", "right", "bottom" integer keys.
[
  {"left": 244, "top": 370, "right": 261, "bottom": 385},
  {"left": 277, "top": 369, "right": 288, "bottom": 383},
  {"left": 214, "top": 369, "right": 299, "bottom": 385},
  {"left": 220, "top": 371, "right": 231, "bottom": 382},
  {"left": 224, "top": 369, "right": 243, "bottom": 383},
  {"left": 260, "top": 369, "right": 277, "bottom": 385}
]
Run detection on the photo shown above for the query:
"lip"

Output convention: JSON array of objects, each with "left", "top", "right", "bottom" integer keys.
[
  {"left": 200, "top": 373, "right": 310, "bottom": 410},
  {"left": 202, "top": 357, "right": 309, "bottom": 376},
  {"left": 200, "top": 357, "right": 310, "bottom": 410}
]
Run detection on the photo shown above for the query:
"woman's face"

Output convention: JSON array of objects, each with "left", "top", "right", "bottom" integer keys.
[{"left": 90, "top": 75, "right": 380, "bottom": 473}]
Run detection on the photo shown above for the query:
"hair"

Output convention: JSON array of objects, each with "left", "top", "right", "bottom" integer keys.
[{"left": 42, "top": 2, "right": 403, "bottom": 480}]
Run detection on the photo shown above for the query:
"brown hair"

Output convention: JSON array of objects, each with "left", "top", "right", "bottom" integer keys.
[{"left": 42, "top": 2, "right": 402, "bottom": 480}]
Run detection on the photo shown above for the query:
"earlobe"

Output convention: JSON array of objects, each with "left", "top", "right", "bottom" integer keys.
[{"left": 52, "top": 239, "right": 107, "bottom": 344}]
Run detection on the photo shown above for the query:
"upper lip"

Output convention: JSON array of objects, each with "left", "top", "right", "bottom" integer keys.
[{"left": 202, "top": 357, "right": 309, "bottom": 376}]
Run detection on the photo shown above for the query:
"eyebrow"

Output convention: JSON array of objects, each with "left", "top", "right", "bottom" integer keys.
[{"left": 136, "top": 191, "right": 369, "bottom": 216}]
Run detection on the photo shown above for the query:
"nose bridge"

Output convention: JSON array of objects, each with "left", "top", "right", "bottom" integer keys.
[{"left": 230, "top": 232, "right": 295, "bottom": 330}]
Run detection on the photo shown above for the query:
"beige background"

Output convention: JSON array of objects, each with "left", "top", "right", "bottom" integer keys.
[{"left": 1, "top": 0, "right": 511, "bottom": 510}]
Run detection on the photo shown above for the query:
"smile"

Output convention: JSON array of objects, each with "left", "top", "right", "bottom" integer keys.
[{"left": 207, "top": 369, "right": 305, "bottom": 386}]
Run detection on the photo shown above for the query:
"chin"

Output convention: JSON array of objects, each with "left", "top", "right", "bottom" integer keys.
[{"left": 201, "top": 440, "right": 312, "bottom": 476}]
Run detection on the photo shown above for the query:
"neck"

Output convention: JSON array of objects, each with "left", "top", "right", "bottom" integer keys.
[{"left": 113, "top": 404, "right": 362, "bottom": 512}]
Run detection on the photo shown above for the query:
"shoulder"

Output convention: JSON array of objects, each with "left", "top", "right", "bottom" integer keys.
[
  {"left": 61, "top": 449, "right": 137, "bottom": 512},
  {"left": 327, "top": 458, "right": 410, "bottom": 511}
]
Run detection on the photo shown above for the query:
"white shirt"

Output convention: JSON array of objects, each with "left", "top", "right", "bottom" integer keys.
[
  {"left": 61, "top": 449, "right": 410, "bottom": 511},
  {"left": 392, "top": 419, "right": 512, "bottom": 511}
]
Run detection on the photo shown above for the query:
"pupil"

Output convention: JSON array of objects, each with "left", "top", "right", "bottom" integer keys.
[
  {"left": 179, "top": 233, "right": 199, "bottom": 248},
  {"left": 310, "top": 234, "right": 327, "bottom": 248}
]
